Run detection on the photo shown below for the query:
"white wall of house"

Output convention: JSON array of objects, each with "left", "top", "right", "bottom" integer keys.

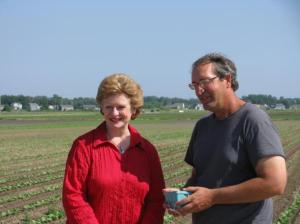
[{"left": 12, "top": 102, "right": 22, "bottom": 110}]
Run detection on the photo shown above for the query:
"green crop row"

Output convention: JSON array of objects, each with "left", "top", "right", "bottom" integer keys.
[
  {"left": 1, "top": 194, "right": 61, "bottom": 218},
  {"left": 275, "top": 191, "right": 300, "bottom": 224},
  {"left": 0, "top": 184, "right": 61, "bottom": 204},
  {"left": 0, "top": 150, "right": 66, "bottom": 164},
  {"left": 29, "top": 208, "right": 65, "bottom": 224},
  {"left": 0, "top": 158, "right": 64, "bottom": 176},
  {"left": 0, "top": 168, "right": 64, "bottom": 185},
  {"left": 163, "top": 159, "right": 185, "bottom": 170},
  {"left": 0, "top": 162, "right": 65, "bottom": 179},
  {"left": 159, "top": 143, "right": 188, "bottom": 158},
  {"left": 165, "top": 167, "right": 191, "bottom": 181},
  {"left": 0, "top": 174, "right": 63, "bottom": 192}
]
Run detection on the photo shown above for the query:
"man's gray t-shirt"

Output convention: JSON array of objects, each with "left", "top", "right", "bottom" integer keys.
[{"left": 185, "top": 103, "right": 285, "bottom": 224}]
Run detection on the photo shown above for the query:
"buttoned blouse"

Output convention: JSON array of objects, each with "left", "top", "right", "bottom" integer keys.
[{"left": 63, "top": 122, "right": 165, "bottom": 224}]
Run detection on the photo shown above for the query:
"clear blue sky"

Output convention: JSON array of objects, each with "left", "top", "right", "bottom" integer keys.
[{"left": 1, "top": 0, "right": 299, "bottom": 99}]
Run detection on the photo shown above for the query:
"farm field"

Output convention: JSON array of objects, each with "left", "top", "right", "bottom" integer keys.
[{"left": 1, "top": 110, "right": 300, "bottom": 224}]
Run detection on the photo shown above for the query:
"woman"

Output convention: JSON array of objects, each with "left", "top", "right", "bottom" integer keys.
[{"left": 62, "top": 73, "right": 165, "bottom": 224}]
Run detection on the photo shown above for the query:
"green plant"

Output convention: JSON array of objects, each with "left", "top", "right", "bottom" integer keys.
[{"left": 275, "top": 192, "right": 300, "bottom": 224}]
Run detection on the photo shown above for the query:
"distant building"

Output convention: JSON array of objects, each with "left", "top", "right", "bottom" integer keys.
[
  {"left": 194, "top": 103, "right": 204, "bottom": 111},
  {"left": 254, "top": 104, "right": 269, "bottom": 110},
  {"left": 290, "top": 104, "right": 300, "bottom": 110},
  {"left": 83, "top": 104, "right": 98, "bottom": 111},
  {"left": 60, "top": 105, "right": 74, "bottom": 111},
  {"left": 48, "top": 105, "right": 60, "bottom": 110},
  {"left": 11, "top": 102, "right": 22, "bottom": 111},
  {"left": 166, "top": 103, "right": 185, "bottom": 110},
  {"left": 48, "top": 105, "right": 55, "bottom": 110},
  {"left": 274, "top": 104, "right": 286, "bottom": 110},
  {"left": 29, "top": 103, "right": 41, "bottom": 111}
]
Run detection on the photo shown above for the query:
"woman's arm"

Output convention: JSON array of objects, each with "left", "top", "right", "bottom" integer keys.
[
  {"left": 62, "top": 140, "right": 99, "bottom": 224},
  {"left": 140, "top": 145, "right": 166, "bottom": 224}
]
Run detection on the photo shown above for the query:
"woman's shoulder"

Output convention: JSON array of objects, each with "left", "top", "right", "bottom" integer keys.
[
  {"left": 71, "top": 127, "right": 102, "bottom": 153},
  {"left": 74, "top": 122, "right": 106, "bottom": 145},
  {"left": 129, "top": 124, "right": 155, "bottom": 151},
  {"left": 139, "top": 136, "right": 155, "bottom": 150},
  {"left": 74, "top": 128, "right": 96, "bottom": 143}
]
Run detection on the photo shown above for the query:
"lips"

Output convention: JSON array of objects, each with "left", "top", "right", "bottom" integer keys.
[
  {"left": 109, "top": 117, "right": 122, "bottom": 123},
  {"left": 200, "top": 94, "right": 211, "bottom": 105}
]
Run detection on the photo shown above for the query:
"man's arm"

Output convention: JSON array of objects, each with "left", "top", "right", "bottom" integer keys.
[{"left": 177, "top": 155, "right": 287, "bottom": 215}]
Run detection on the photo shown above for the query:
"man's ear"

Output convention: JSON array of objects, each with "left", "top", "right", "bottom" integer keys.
[{"left": 225, "top": 74, "right": 232, "bottom": 88}]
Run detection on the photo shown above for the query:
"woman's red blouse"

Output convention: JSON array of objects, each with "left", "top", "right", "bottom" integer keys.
[{"left": 63, "top": 122, "right": 165, "bottom": 224}]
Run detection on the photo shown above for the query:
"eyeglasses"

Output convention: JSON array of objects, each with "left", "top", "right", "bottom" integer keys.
[{"left": 188, "top": 76, "right": 218, "bottom": 90}]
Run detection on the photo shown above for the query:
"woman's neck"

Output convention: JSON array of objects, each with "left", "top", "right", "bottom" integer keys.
[
  {"left": 106, "top": 124, "right": 131, "bottom": 154},
  {"left": 106, "top": 124, "right": 130, "bottom": 139}
]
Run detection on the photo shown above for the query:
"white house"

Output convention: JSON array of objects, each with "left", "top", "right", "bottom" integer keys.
[
  {"left": 166, "top": 103, "right": 185, "bottom": 110},
  {"left": 48, "top": 105, "right": 55, "bottom": 110},
  {"left": 290, "top": 104, "right": 300, "bottom": 110},
  {"left": 11, "top": 102, "right": 22, "bottom": 111},
  {"left": 83, "top": 105, "right": 98, "bottom": 111},
  {"left": 29, "top": 103, "right": 41, "bottom": 111},
  {"left": 274, "top": 104, "right": 286, "bottom": 110},
  {"left": 195, "top": 103, "right": 204, "bottom": 111},
  {"left": 60, "top": 105, "right": 74, "bottom": 111}
]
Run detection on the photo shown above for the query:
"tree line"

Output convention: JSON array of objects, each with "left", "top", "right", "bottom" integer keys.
[
  {"left": 241, "top": 94, "right": 300, "bottom": 109},
  {"left": 0, "top": 94, "right": 299, "bottom": 111}
]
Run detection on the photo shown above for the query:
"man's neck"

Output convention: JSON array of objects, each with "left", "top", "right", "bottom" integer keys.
[{"left": 214, "top": 95, "right": 246, "bottom": 120}]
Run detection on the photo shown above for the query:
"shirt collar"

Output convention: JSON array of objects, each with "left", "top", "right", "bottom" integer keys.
[{"left": 93, "top": 121, "right": 143, "bottom": 149}]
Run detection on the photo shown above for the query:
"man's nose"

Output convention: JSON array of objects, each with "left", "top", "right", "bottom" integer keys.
[{"left": 195, "top": 86, "right": 205, "bottom": 95}]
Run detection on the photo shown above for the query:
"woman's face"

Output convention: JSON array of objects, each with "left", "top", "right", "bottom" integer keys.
[{"left": 101, "top": 94, "right": 135, "bottom": 129}]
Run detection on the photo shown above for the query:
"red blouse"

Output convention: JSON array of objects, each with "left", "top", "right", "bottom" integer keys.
[{"left": 62, "top": 122, "right": 165, "bottom": 224}]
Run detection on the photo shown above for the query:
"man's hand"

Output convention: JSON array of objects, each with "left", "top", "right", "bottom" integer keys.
[{"left": 175, "top": 186, "right": 215, "bottom": 216}]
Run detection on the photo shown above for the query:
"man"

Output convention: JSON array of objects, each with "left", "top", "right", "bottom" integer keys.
[{"left": 170, "top": 53, "right": 287, "bottom": 223}]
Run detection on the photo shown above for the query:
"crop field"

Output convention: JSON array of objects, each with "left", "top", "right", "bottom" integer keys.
[{"left": 1, "top": 110, "right": 300, "bottom": 224}]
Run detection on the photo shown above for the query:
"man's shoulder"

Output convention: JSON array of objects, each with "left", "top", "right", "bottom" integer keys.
[
  {"left": 196, "top": 112, "right": 213, "bottom": 124},
  {"left": 242, "top": 103, "right": 270, "bottom": 121}
]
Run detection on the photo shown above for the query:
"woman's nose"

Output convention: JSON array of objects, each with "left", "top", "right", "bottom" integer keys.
[{"left": 111, "top": 107, "right": 119, "bottom": 115}]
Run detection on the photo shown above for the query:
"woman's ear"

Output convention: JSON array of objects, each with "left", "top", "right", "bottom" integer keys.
[{"left": 131, "top": 108, "right": 137, "bottom": 120}]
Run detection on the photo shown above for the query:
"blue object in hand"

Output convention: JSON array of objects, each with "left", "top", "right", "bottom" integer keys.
[{"left": 164, "top": 190, "right": 191, "bottom": 209}]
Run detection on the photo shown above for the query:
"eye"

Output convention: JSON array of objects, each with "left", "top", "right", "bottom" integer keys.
[
  {"left": 117, "top": 106, "right": 126, "bottom": 110},
  {"left": 105, "top": 105, "right": 113, "bottom": 110}
]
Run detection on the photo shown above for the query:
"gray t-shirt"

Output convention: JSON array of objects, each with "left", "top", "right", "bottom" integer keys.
[{"left": 185, "top": 103, "right": 285, "bottom": 224}]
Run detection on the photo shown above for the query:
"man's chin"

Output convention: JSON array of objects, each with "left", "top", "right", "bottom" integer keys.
[{"left": 202, "top": 102, "right": 214, "bottom": 111}]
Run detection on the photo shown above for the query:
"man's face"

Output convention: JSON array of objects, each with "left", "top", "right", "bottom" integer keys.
[{"left": 191, "top": 63, "right": 226, "bottom": 111}]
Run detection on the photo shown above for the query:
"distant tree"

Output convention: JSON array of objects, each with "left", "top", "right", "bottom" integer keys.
[
  {"left": 33, "top": 96, "right": 49, "bottom": 109},
  {"left": 242, "top": 94, "right": 277, "bottom": 106},
  {"left": 1, "top": 94, "right": 300, "bottom": 111},
  {"left": 49, "top": 94, "right": 63, "bottom": 106},
  {"left": 72, "top": 97, "right": 97, "bottom": 109}
]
